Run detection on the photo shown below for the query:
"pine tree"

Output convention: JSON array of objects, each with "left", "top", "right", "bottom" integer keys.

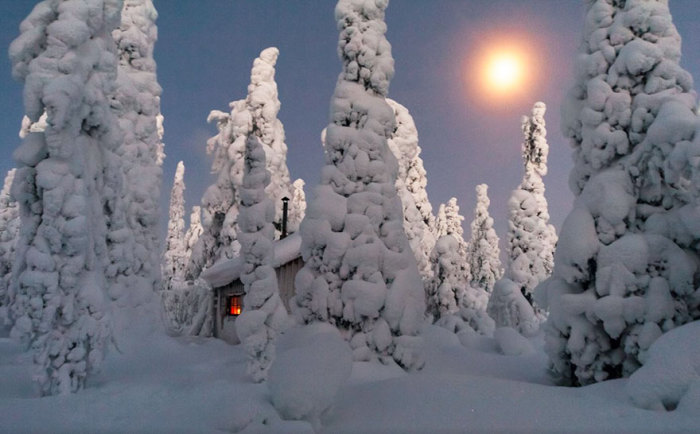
[
  {"left": 162, "top": 161, "right": 187, "bottom": 288},
  {"left": 187, "top": 47, "right": 299, "bottom": 279},
  {"left": 428, "top": 198, "right": 468, "bottom": 317},
  {"left": 236, "top": 132, "right": 288, "bottom": 382},
  {"left": 287, "top": 179, "right": 306, "bottom": 235},
  {"left": 292, "top": 0, "right": 425, "bottom": 370},
  {"left": 430, "top": 198, "right": 493, "bottom": 335},
  {"left": 386, "top": 98, "right": 436, "bottom": 288},
  {"left": 7, "top": 0, "right": 123, "bottom": 395},
  {"left": 184, "top": 205, "right": 203, "bottom": 266},
  {"left": 538, "top": 0, "right": 700, "bottom": 386},
  {"left": 468, "top": 184, "right": 503, "bottom": 293},
  {"left": 0, "top": 169, "right": 19, "bottom": 325},
  {"left": 506, "top": 102, "right": 557, "bottom": 307},
  {"left": 112, "top": 0, "right": 165, "bottom": 296}
]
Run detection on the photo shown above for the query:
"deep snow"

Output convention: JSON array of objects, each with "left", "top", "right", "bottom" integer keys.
[{"left": 1, "top": 321, "right": 698, "bottom": 433}]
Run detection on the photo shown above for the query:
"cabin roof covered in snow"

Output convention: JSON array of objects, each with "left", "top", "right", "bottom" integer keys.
[{"left": 201, "top": 233, "right": 302, "bottom": 288}]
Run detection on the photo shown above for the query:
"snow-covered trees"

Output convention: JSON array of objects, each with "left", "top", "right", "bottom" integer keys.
[
  {"left": 7, "top": 0, "right": 124, "bottom": 395},
  {"left": 506, "top": 102, "right": 557, "bottom": 305},
  {"left": 467, "top": 184, "right": 503, "bottom": 293},
  {"left": 0, "top": 169, "right": 19, "bottom": 325},
  {"left": 187, "top": 47, "right": 301, "bottom": 280},
  {"left": 236, "top": 133, "right": 288, "bottom": 382},
  {"left": 184, "top": 206, "right": 203, "bottom": 265},
  {"left": 537, "top": 0, "right": 700, "bottom": 386},
  {"left": 430, "top": 198, "right": 493, "bottom": 335},
  {"left": 162, "top": 161, "right": 187, "bottom": 288},
  {"left": 292, "top": 0, "right": 425, "bottom": 370},
  {"left": 429, "top": 199, "right": 468, "bottom": 317},
  {"left": 287, "top": 179, "right": 306, "bottom": 235},
  {"left": 386, "top": 98, "right": 436, "bottom": 287},
  {"left": 112, "top": 0, "right": 165, "bottom": 295}
]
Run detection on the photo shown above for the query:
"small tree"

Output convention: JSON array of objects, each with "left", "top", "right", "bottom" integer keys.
[
  {"left": 236, "top": 133, "right": 288, "bottom": 382},
  {"left": 184, "top": 205, "right": 203, "bottom": 266},
  {"left": 506, "top": 102, "right": 557, "bottom": 308},
  {"left": 0, "top": 169, "right": 19, "bottom": 325},
  {"left": 468, "top": 184, "right": 503, "bottom": 293},
  {"left": 430, "top": 198, "right": 493, "bottom": 335},
  {"left": 292, "top": 0, "right": 425, "bottom": 370},
  {"left": 162, "top": 161, "right": 187, "bottom": 288},
  {"left": 8, "top": 0, "right": 123, "bottom": 395}
]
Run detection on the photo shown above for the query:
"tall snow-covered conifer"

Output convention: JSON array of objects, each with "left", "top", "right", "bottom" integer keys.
[
  {"left": 537, "top": 0, "right": 700, "bottom": 386},
  {"left": 292, "top": 0, "right": 425, "bottom": 370},
  {"left": 386, "top": 99, "right": 436, "bottom": 287},
  {"left": 0, "top": 169, "right": 19, "bottom": 325},
  {"left": 235, "top": 133, "right": 288, "bottom": 382},
  {"left": 162, "top": 161, "right": 187, "bottom": 287},
  {"left": 112, "top": 0, "right": 165, "bottom": 295},
  {"left": 8, "top": 0, "right": 124, "bottom": 395},
  {"left": 506, "top": 102, "right": 557, "bottom": 306},
  {"left": 187, "top": 48, "right": 300, "bottom": 279},
  {"left": 468, "top": 184, "right": 503, "bottom": 293}
]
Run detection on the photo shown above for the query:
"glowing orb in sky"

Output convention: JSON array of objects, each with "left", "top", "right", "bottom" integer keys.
[
  {"left": 465, "top": 35, "right": 539, "bottom": 106},
  {"left": 484, "top": 52, "right": 523, "bottom": 92}
]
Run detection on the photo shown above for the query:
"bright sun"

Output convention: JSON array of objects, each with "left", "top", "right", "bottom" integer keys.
[{"left": 484, "top": 51, "right": 524, "bottom": 93}]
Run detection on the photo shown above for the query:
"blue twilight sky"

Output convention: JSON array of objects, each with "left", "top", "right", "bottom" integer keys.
[{"left": 1, "top": 1, "right": 699, "bottom": 245}]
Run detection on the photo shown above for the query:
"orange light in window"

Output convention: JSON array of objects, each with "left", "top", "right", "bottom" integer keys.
[{"left": 229, "top": 296, "right": 242, "bottom": 316}]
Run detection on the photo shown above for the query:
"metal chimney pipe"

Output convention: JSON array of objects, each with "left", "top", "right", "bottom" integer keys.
[{"left": 281, "top": 196, "right": 289, "bottom": 239}]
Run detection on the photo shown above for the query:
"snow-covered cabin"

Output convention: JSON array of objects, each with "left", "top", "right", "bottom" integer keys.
[{"left": 200, "top": 233, "right": 303, "bottom": 344}]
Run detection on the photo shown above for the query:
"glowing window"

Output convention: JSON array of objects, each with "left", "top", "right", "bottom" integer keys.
[{"left": 228, "top": 295, "right": 242, "bottom": 316}]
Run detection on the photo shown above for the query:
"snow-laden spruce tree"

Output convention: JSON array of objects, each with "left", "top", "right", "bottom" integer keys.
[
  {"left": 236, "top": 133, "right": 288, "bottom": 382},
  {"left": 7, "top": 0, "right": 123, "bottom": 395},
  {"left": 429, "top": 199, "right": 467, "bottom": 317},
  {"left": 112, "top": 0, "right": 165, "bottom": 296},
  {"left": 537, "top": 0, "right": 700, "bottom": 386},
  {"left": 162, "top": 161, "right": 187, "bottom": 288},
  {"left": 386, "top": 98, "right": 436, "bottom": 287},
  {"left": 287, "top": 179, "right": 306, "bottom": 235},
  {"left": 184, "top": 205, "right": 203, "bottom": 265},
  {"left": 468, "top": 184, "right": 503, "bottom": 293},
  {"left": 430, "top": 198, "right": 494, "bottom": 335},
  {"left": 0, "top": 169, "right": 19, "bottom": 325},
  {"left": 506, "top": 102, "right": 557, "bottom": 306},
  {"left": 292, "top": 0, "right": 425, "bottom": 370},
  {"left": 187, "top": 48, "right": 300, "bottom": 279}
]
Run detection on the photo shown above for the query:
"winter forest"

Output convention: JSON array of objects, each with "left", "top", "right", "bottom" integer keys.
[{"left": 1, "top": 0, "right": 700, "bottom": 432}]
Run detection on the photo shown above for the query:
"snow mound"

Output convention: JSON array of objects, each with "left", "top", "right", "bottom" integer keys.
[
  {"left": 268, "top": 323, "right": 352, "bottom": 430},
  {"left": 494, "top": 327, "right": 534, "bottom": 356},
  {"left": 488, "top": 278, "right": 538, "bottom": 337},
  {"left": 627, "top": 321, "right": 700, "bottom": 411}
]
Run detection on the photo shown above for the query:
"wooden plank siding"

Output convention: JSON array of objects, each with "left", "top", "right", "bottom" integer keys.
[{"left": 213, "top": 257, "right": 304, "bottom": 343}]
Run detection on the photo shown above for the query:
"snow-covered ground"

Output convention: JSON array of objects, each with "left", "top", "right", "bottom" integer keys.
[{"left": 1, "top": 322, "right": 698, "bottom": 433}]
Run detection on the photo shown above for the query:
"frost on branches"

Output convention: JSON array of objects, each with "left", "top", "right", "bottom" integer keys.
[
  {"left": 184, "top": 205, "right": 203, "bottom": 265},
  {"left": 537, "top": 0, "right": 700, "bottom": 386},
  {"left": 467, "top": 184, "right": 503, "bottom": 293},
  {"left": 430, "top": 199, "right": 493, "bottom": 336},
  {"left": 7, "top": 0, "right": 124, "bottom": 395},
  {"left": 187, "top": 47, "right": 301, "bottom": 280},
  {"left": 292, "top": 0, "right": 425, "bottom": 370},
  {"left": 236, "top": 133, "right": 288, "bottom": 382},
  {"left": 162, "top": 161, "right": 187, "bottom": 288},
  {"left": 0, "top": 169, "right": 19, "bottom": 325},
  {"left": 386, "top": 99, "right": 436, "bottom": 288},
  {"left": 112, "top": 0, "right": 165, "bottom": 296},
  {"left": 505, "top": 102, "right": 557, "bottom": 309}
]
